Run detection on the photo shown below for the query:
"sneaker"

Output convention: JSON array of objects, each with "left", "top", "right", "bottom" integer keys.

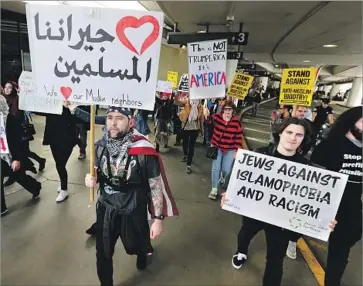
[
  {"left": 181, "top": 156, "right": 187, "bottom": 162},
  {"left": 39, "top": 158, "right": 46, "bottom": 171},
  {"left": 56, "top": 190, "right": 69, "bottom": 203},
  {"left": 232, "top": 253, "right": 247, "bottom": 269},
  {"left": 208, "top": 188, "right": 218, "bottom": 200},
  {"left": 1, "top": 208, "right": 8, "bottom": 217},
  {"left": 85, "top": 222, "right": 97, "bottom": 236},
  {"left": 286, "top": 241, "right": 297, "bottom": 259},
  {"left": 186, "top": 166, "right": 191, "bottom": 174},
  {"left": 136, "top": 254, "right": 147, "bottom": 270},
  {"left": 78, "top": 153, "right": 86, "bottom": 160}
]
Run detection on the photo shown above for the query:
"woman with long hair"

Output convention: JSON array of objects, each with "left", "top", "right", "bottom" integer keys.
[{"left": 311, "top": 106, "right": 362, "bottom": 286}]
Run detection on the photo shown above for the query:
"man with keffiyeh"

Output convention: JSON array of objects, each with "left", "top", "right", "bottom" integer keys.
[{"left": 85, "top": 106, "right": 178, "bottom": 286}]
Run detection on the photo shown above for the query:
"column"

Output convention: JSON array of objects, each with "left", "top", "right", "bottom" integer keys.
[
  {"left": 329, "top": 83, "right": 340, "bottom": 98},
  {"left": 346, "top": 77, "right": 362, "bottom": 107},
  {"left": 226, "top": 60, "right": 238, "bottom": 88}
]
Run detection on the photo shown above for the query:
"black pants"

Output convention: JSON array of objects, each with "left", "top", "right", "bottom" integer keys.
[
  {"left": 76, "top": 124, "right": 87, "bottom": 154},
  {"left": 182, "top": 130, "right": 199, "bottom": 166},
  {"left": 96, "top": 202, "right": 153, "bottom": 286},
  {"left": 50, "top": 143, "right": 74, "bottom": 190},
  {"left": 325, "top": 215, "right": 362, "bottom": 286},
  {"left": 237, "top": 217, "right": 290, "bottom": 286},
  {"left": 1, "top": 159, "right": 41, "bottom": 211}
]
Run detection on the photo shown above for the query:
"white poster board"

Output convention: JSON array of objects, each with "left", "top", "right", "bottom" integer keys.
[
  {"left": 188, "top": 39, "right": 227, "bottom": 100},
  {"left": 178, "top": 73, "right": 189, "bottom": 92},
  {"left": 26, "top": 4, "right": 164, "bottom": 111},
  {"left": 156, "top": 80, "right": 173, "bottom": 93},
  {"left": 18, "top": 71, "right": 63, "bottom": 115},
  {"left": 222, "top": 149, "right": 348, "bottom": 241},
  {"left": 0, "top": 114, "right": 9, "bottom": 154}
]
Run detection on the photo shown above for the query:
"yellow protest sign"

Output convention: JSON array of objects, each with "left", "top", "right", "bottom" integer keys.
[
  {"left": 227, "top": 73, "right": 254, "bottom": 100},
  {"left": 167, "top": 71, "right": 178, "bottom": 89},
  {"left": 279, "top": 68, "right": 318, "bottom": 106}
]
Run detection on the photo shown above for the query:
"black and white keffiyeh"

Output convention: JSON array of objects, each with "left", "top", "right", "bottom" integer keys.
[{"left": 106, "top": 130, "right": 133, "bottom": 160}]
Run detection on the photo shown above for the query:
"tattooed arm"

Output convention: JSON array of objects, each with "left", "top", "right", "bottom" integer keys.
[{"left": 148, "top": 175, "right": 164, "bottom": 217}]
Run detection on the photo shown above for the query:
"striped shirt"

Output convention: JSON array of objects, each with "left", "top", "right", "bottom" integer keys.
[{"left": 211, "top": 113, "right": 243, "bottom": 151}]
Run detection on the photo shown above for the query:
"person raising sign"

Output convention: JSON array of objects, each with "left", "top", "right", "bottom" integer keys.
[{"left": 220, "top": 117, "right": 337, "bottom": 286}]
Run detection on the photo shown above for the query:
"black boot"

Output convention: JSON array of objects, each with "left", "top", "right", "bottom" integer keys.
[
  {"left": 85, "top": 222, "right": 97, "bottom": 235},
  {"left": 136, "top": 254, "right": 147, "bottom": 270},
  {"left": 39, "top": 158, "right": 46, "bottom": 172}
]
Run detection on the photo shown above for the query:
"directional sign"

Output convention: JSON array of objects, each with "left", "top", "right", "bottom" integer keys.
[
  {"left": 167, "top": 32, "right": 249, "bottom": 45},
  {"left": 227, "top": 51, "right": 243, "bottom": 60}
]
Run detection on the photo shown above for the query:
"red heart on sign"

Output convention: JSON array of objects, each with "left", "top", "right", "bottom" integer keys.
[
  {"left": 116, "top": 15, "right": 160, "bottom": 55},
  {"left": 60, "top": 87, "right": 72, "bottom": 100}
]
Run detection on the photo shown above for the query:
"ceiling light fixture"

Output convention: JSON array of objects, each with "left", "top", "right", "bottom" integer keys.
[
  {"left": 303, "top": 60, "right": 311, "bottom": 63},
  {"left": 323, "top": 44, "right": 338, "bottom": 48}
]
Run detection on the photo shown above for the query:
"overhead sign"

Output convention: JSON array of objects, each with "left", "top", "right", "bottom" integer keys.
[
  {"left": 178, "top": 73, "right": 189, "bottom": 92},
  {"left": 156, "top": 80, "right": 173, "bottom": 94},
  {"left": 168, "top": 32, "right": 249, "bottom": 46},
  {"left": 26, "top": 4, "right": 164, "bottom": 111},
  {"left": 227, "top": 51, "right": 243, "bottom": 60},
  {"left": 188, "top": 39, "right": 227, "bottom": 99},
  {"left": 167, "top": 71, "right": 178, "bottom": 88},
  {"left": 227, "top": 73, "right": 254, "bottom": 100},
  {"left": 18, "top": 71, "right": 63, "bottom": 115},
  {"left": 279, "top": 68, "right": 318, "bottom": 106},
  {"left": 222, "top": 149, "right": 348, "bottom": 241},
  {"left": 0, "top": 114, "right": 9, "bottom": 154}
]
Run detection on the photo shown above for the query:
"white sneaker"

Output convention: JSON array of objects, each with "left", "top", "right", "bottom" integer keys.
[
  {"left": 286, "top": 241, "right": 297, "bottom": 259},
  {"left": 56, "top": 190, "right": 69, "bottom": 203}
]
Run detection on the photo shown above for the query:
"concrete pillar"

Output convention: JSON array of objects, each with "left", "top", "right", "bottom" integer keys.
[
  {"left": 226, "top": 60, "right": 238, "bottom": 88},
  {"left": 346, "top": 77, "right": 362, "bottom": 107},
  {"left": 329, "top": 83, "right": 340, "bottom": 98},
  {"left": 257, "top": 77, "right": 269, "bottom": 91}
]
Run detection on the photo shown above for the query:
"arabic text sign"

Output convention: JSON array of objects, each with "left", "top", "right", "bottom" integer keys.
[
  {"left": 167, "top": 71, "right": 178, "bottom": 89},
  {"left": 178, "top": 73, "right": 189, "bottom": 92},
  {"left": 18, "top": 71, "right": 63, "bottom": 115},
  {"left": 156, "top": 80, "right": 173, "bottom": 94},
  {"left": 223, "top": 149, "right": 348, "bottom": 241},
  {"left": 279, "top": 68, "right": 318, "bottom": 106},
  {"left": 0, "top": 114, "right": 9, "bottom": 154},
  {"left": 227, "top": 73, "right": 254, "bottom": 100},
  {"left": 26, "top": 4, "right": 164, "bottom": 111},
  {"left": 188, "top": 39, "right": 227, "bottom": 99}
]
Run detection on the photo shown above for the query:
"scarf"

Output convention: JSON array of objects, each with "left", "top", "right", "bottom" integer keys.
[
  {"left": 188, "top": 100, "right": 199, "bottom": 122},
  {"left": 106, "top": 130, "right": 133, "bottom": 160}
]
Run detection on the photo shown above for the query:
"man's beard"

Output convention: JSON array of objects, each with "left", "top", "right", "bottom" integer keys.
[
  {"left": 108, "top": 129, "right": 128, "bottom": 139},
  {"left": 350, "top": 126, "right": 363, "bottom": 142}
]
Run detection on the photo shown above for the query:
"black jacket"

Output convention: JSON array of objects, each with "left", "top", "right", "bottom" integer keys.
[{"left": 5, "top": 113, "right": 25, "bottom": 161}]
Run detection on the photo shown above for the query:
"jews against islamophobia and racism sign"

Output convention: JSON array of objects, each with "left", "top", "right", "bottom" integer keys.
[
  {"left": 227, "top": 73, "right": 254, "bottom": 100},
  {"left": 188, "top": 39, "right": 227, "bottom": 99},
  {"left": 18, "top": 71, "right": 63, "bottom": 115},
  {"left": 167, "top": 71, "right": 178, "bottom": 89},
  {"left": 178, "top": 73, "right": 189, "bottom": 92},
  {"left": 279, "top": 68, "right": 318, "bottom": 106},
  {"left": 222, "top": 149, "right": 348, "bottom": 241},
  {"left": 26, "top": 4, "right": 164, "bottom": 111},
  {"left": 156, "top": 80, "right": 173, "bottom": 94},
  {"left": 0, "top": 114, "right": 9, "bottom": 154}
]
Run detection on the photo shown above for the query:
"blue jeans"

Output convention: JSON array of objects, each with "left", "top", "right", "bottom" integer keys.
[{"left": 211, "top": 149, "right": 235, "bottom": 189}]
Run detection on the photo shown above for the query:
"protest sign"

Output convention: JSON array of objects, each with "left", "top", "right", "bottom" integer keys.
[
  {"left": 18, "top": 71, "right": 63, "bottom": 115},
  {"left": 156, "top": 80, "right": 173, "bottom": 94},
  {"left": 279, "top": 68, "right": 318, "bottom": 106},
  {"left": 26, "top": 4, "right": 164, "bottom": 111},
  {"left": 188, "top": 39, "right": 227, "bottom": 99},
  {"left": 227, "top": 73, "right": 254, "bottom": 100},
  {"left": 222, "top": 149, "right": 348, "bottom": 241},
  {"left": 178, "top": 73, "right": 189, "bottom": 92},
  {"left": 167, "top": 71, "right": 178, "bottom": 88},
  {"left": 0, "top": 114, "right": 9, "bottom": 154}
]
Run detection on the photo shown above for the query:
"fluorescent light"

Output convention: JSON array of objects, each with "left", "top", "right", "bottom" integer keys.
[
  {"left": 197, "top": 30, "right": 206, "bottom": 33},
  {"left": 96, "top": 1, "right": 147, "bottom": 11},
  {"left": 303, "top": 60, "right": 311, "bottom": 63},
  {"left": 323, "top": 44, "right": 338, "bottom": 48}
]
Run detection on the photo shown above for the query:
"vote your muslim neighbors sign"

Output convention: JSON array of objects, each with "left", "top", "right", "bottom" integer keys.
[
  {"left": 188, "top": 39, "right": 227, "bottom": 100},
  {"left": 26, "top": 3, "right": 164, "bottom": 111},
  {"left": 222, "top": 149, "right": 348, "bottom": 241}
]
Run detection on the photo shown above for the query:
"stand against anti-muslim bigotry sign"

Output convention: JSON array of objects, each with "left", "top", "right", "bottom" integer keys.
[
  {"left": 188, "top": 39, "right": 227, "bottom": 100},
  {"left": 26, "top": 4, "right": 164, "bottom": 111},
  {"left": 222, "top": 149, "right": 348, "bottom": 241}
]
